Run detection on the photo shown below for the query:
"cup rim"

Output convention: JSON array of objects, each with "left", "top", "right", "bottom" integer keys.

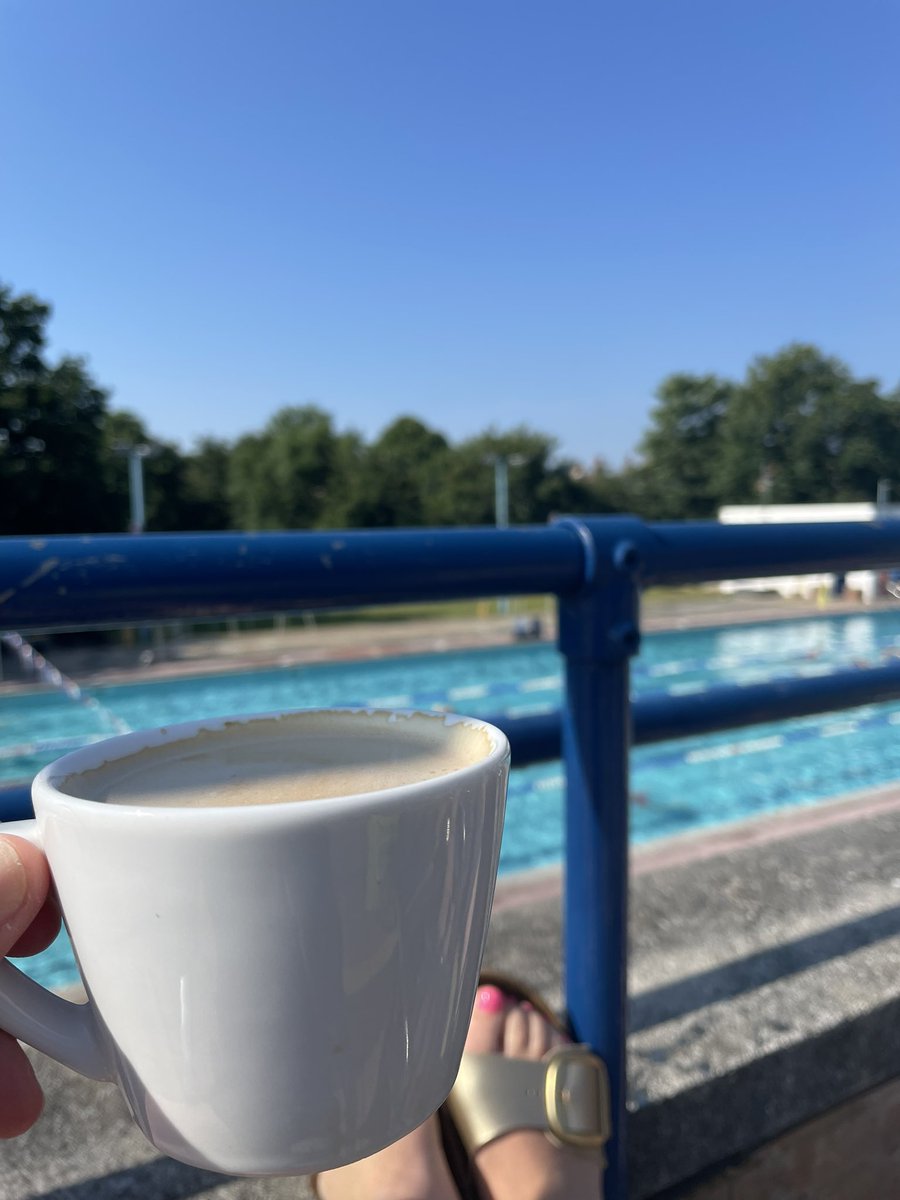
[{"left": 31, "top": 707, "right": 510, "bottom": 820}]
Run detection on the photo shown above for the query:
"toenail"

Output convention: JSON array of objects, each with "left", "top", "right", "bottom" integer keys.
[
  {"left": 476, "top": 985, "right": 506, "bottom": 1013},
  {"left": 521, "top": 1000, "right": 534, "bottom": 1012}
]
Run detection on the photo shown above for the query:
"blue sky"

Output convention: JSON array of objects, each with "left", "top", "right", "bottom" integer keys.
[{"left": 3, "top": 0, "right": 898, "bottom": 468}]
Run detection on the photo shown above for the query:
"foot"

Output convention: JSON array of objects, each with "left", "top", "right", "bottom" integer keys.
[
  {"left": 464, "top": 984, "right": 602, "bottom": 1200},
  {"left": 315, "top": 1115, "right": 459, "bottom": 1200}
]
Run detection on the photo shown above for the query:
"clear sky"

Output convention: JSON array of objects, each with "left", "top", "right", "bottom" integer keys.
[{"left": 3, "top": 0, "right": 898, "bottom": 468}]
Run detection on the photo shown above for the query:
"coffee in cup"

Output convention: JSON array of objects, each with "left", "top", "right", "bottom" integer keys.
[{"left": 72, "top": 709, "right": 491, "bottom": 808}]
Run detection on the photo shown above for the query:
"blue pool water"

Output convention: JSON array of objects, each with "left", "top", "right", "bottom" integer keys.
[{"left": 9, "top": 608, "right": 900, "bottom": 988}]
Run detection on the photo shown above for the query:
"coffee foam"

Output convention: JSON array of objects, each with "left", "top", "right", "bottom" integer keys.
[{"left": 64, "top": 711, "right": 492, "bottom": 808}]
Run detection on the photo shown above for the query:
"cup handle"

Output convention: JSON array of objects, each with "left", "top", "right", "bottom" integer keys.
[{"left": 0, "top": 820, "right": 113, "bottom": 1082}]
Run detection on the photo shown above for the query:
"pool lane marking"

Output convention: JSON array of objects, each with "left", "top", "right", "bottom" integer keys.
[
  {"left": 448, "top": 684, "right": 489, "bottom": 700},
  {"left": 683, "top": 736, "right": 784, "bottom": 765}
]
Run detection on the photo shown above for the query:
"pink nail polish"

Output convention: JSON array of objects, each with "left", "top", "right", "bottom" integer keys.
[
  {"left": 476, "top": 985, "right": 506, "bottom": 1014},
  {"left": 521, "top": 1000, "right": 534, "bottom": 1013}
]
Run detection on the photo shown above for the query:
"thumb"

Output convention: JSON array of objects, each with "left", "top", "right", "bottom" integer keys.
[{"left": 0, "top": 836, "right": 50, "bottom": 959}]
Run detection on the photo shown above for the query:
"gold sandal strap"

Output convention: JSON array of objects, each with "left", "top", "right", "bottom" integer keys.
[{"left": 446, "top": 1044, "right": 611, "bottom": 1155}]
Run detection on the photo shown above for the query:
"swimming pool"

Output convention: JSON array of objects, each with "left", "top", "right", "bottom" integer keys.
[{"left": 10, "top": 608, "right": 900, "bottom": 987}]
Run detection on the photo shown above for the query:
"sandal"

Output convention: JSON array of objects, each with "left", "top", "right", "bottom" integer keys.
[{"left": 439, "top": 971, "right": 611, "bottom": 1200}]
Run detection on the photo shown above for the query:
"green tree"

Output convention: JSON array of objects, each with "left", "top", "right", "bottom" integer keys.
[
  {"left": 0, "top": 283, "right": 113, "bottom": 534},
  {"left": 227, "top": 405, "right": 354, "bottom": 530},
  {"left": 635, "top": 374, "right": 733, "bottom": 518},
  {"left": 228, "top": 432, "right": 275, "bottom": 530},
  {"left": 581, "top": 459, "right": 632, "bottom": 516},
  {"left": 342, "top": 416, "right": 449, "bottom": 527},
  {"left": 717, "top": 345, "right": 900, "bottom": 505},
  {"left": 181, "top": 438, "right": 233, "bottom": 530}
]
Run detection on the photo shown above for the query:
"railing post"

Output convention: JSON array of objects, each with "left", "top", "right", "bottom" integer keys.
[{"left": 556, "top": 517, "right": 642, "bottom": 1199}]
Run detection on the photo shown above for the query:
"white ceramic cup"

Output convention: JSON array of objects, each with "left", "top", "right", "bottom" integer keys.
[{"left": 0, "top": 708, "right": 509, "bottom": 1176}]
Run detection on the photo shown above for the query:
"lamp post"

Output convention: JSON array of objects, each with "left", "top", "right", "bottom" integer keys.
[
  {"left": 488, "top": 454, "right": 526, "bottom": 612},
  {"left": 490, "top": 453, "right": 526, "bottom": 529},
  {"left": 494, "top": 456, "right": 510, "bottom": 529},
  {"left": 114, "top": 443, "right": 152, "bottom": 534}
]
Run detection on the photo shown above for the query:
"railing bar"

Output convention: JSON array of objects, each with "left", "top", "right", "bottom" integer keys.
[
  {"left": 493, "top": 664, "right": 900, "bottom": 760},
  {"left": 633, "top": 663, "right": 900, "bottom": 743},
  {"left": 0, "top": 528, "right": 587, "bottom": 630},
  {"left": 7, "top": 519, "right": 900, "bottom": 629},
  {"left": 632, "top": 519, "right": 900, "bottom": 585}
]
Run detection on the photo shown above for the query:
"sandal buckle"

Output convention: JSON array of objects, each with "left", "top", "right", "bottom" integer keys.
[{"left": 544, "top": 1045, "right": 611, "bottom": 1150}]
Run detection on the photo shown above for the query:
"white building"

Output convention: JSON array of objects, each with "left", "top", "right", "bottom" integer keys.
[{"left": 717, "top": 503, "right": 900, "bottom": 604}]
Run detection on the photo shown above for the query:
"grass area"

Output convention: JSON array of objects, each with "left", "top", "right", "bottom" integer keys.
[
  {"left": 314, "top": 595, "right": 551, "bottom": 625},
  {"left": 187, "top": 594, "right": 552, "bottom": 636},
  {"left": 176, "top": 589, "right": 744, "bottom": 639},
  {"left": 258, "top": 587, "right": 742, "bottom": 631},
  {"left": 641, "top": 585, "right": 722, "bottom": 606},
  {"left": 72, "top": 588, "right": 749, "bottom": 647}
]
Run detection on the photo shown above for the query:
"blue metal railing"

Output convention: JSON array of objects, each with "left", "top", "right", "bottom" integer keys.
[{"left": 5, "top": 516, "right": 900, "bottom": 1198}]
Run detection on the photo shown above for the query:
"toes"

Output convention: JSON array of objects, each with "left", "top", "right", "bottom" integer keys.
[
  {"left": 502, "top": 1004, "right": 532, "bottom": 1058},
  {"left": 525, "top": 1005, "right": 555, "bottom": 1059},
  {"left": 465, "top": 985, "right": 509, "bottom": 1055},
  {"left": 467, "top": 985, "right": 570, "bottom": 1063}
]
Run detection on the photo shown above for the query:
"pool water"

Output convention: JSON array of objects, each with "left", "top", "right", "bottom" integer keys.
[{"left": 9, "top": 608, "right": 900, "bottom": 988}]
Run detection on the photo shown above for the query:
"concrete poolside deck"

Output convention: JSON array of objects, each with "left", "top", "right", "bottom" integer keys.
[{"left": 7, "top": 788, "right": 900, "bottom": 1199}]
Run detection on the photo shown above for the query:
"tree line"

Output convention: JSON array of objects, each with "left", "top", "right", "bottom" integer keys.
[{"left": 3, "top": 281, "right": 899, "bottom": 537}]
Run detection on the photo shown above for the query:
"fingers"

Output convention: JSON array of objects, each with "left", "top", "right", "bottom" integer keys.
[
  {"left": 0, "top": 836, "right": 51, "bottom": 959},
  {"left": 0, "top": 835, "right": 51, "bottom": 1139},
  {"left": 8, "top": 892, "right": 61, "bottom": 958},
  {"left": 0, "top": 1032, "right": 43, "bottom": 1138}
]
